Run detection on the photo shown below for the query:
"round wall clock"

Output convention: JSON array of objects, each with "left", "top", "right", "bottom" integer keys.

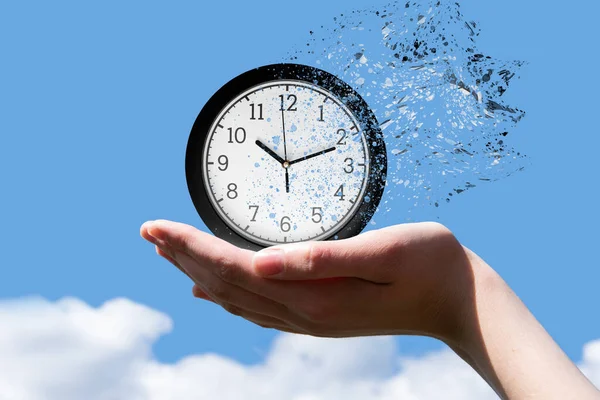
[{"left": 186, "top": 63, "right": 387, "bottom": 251}]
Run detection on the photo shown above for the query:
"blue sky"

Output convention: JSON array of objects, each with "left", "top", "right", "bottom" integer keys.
[{"left": 1, "top": 0, "right": 599, "bottom": 397}]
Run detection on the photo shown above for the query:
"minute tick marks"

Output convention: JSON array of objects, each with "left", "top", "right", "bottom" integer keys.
[{"left": 188, "top": 64, "right": 387, "bottom": 250}]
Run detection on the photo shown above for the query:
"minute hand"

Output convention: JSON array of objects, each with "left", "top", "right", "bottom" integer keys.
[{"left": 289, "top": 147, "right": 337, "bottom": 166}]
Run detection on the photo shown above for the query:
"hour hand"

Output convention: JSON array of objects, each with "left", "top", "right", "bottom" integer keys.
[{"left": 255, "top": 140, "right": 285, "bottom": 164}]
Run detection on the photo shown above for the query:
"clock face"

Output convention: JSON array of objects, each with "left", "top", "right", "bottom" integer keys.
[
  {"left": 203, "top": 81, "right": 369, "bottom": 247},
  {"left": 187, "top": 64, "right": 387, "bottom": 250}
]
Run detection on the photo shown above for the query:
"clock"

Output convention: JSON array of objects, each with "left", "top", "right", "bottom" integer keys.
[{"left": 186, "top": 63, "right": 387, "bottom": 251}]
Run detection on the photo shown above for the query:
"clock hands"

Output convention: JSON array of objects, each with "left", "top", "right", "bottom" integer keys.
[
  {"left": 255, "top": 139, "right": 291, "bottom": 193},
  {"left": 289, "top": 147, "right": 337, "bottom": 166},
  {"left": 281, "top": 100, "right": 289, "bottom": 161},
  {"left": 281, "top": 102, "right": 290, "bottom": 193},
  {"left": 255, "top": 139, "right": 337, "bottom": 194},
  {"left": 255, "top": 140, "right": 285, "bottom": 164},
  {"left": 257, "top": 99, "right": 336, "bottom": 194},
  {"left": 285, "top": 167, "right": 290, "bottom": 194}
]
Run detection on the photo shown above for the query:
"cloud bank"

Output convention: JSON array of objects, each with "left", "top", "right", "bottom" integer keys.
[{"left": 0, "top": 297, "right": 597, "bottom": 400}]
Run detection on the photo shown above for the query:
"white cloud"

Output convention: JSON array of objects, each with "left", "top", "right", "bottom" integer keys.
[
  {"left": 581, "top": 340, "right": 600, "bottom": 388},
  {"left": 0, "top": 297, "right": 597, "bottom": 400}
]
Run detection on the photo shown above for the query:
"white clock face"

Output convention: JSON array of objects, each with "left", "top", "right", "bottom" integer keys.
[{"left": 202, "top": 80, "right": 370, "bottom": 247}]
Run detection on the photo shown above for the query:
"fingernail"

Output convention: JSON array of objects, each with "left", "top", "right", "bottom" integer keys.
[{"left": 253, "top": 248, "right": 284, "bottom": 276}]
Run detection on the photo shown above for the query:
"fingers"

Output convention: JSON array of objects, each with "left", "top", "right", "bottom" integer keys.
[
  {"left": 141, "top": 220, "right": 401, "bottom": 337},
  {"left": 251, "top": 228, "right": 403, "bottom": 283},
  {"left": 174, "top": 249, "right": 384, "bottom": 336},
  {"left": 191, "top": 284, "right": 214, "bottom": 301},
  {"left": 146, "top": 224, "right": 304, "bottom": 333},
  {"left": 142, "top": 220, "right": 341, "bottom": 306},
  {"left": 143, "top": 220, "right": 250, "bottom": 268},
  {"left": 155, "top": 246, "right": 194, "bottom": 280},
  {"left": 153, "top": 235, "right": 295, "bottom": 332},
  {"left": 174, "top": 251, "right": 304, "bottom": 323},
  {"left": 192, "top": 285, "right": 299, "bottom": 333}
]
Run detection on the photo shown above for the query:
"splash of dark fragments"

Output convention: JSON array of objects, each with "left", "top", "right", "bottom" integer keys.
[{"left": 282, "top": 0, "right": 527, "bottom": 223}]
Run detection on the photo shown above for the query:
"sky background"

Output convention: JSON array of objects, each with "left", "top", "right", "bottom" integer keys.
[{"left": 1, "top": 0, "right": 599, "bottom": 398}]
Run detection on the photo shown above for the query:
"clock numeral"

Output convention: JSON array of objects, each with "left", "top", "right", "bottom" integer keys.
[
  {"left": 218, "top": 155, "right": 229, "bottom": 171},
  {"left": 250, "top": 103, "right": 264, "bottom": 120},
  {"left": 228, "top": 127, "right": 247, "bottom": 144},
  {"left": 280, "top": 216, "right": 292, "bottom": 233},
  {"left": 318, "top": 105, "right": 324, "bottom": 122},
  {"left": 334, "top": 184, "right": 345, "bottom": 201},
  {"left": 279, "top": 94, "right": 298, "bottom": 112},
  {"left": 337, "top": 129, "right": 347, "bottom": 145},
  {"left": 249, "top": 205, "right": 259, "bottom": 222},
  {"left": 227, "top": 183, "right": 238, "bottom": 199},
  {"left": 311, "top": 207, "right": 323, "bottom": 223},
  {"left": 344, "top": 158, "right": 354, "bottom": 174}
]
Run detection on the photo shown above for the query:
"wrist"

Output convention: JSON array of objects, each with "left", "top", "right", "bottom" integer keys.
[
  {"left": 434, "top": 246, "right": 505, "bottom": 349},
  {"left": 437, "top": 248, "right": 600, "bottom": 399}
]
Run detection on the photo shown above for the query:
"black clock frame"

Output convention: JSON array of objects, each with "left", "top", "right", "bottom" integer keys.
[{"left": 186, "top": 63, "right": 387, "bottom": 251}]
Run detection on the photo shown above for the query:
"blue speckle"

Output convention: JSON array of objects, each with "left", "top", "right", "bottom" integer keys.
[
  {"left": 254, "top": 163, "right": 260, "bottom": 168},
  {"left": 331, "top": 215, "right": 338, "bottom": 222},
  {"left": 290, "top": 124, "right": 298, "bottom": 133},
  {"left": 272, "top": 136, "right": 281, "bottom": 145},
  {"left": 269, "top": 213, "right": 276, "bottom": 219},
  {"left": 267, "top": 118, "right": 272, "bottom": 122}
]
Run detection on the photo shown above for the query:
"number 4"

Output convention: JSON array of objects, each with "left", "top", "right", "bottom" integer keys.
[{"left": 334, "top": 185, "right": 345, "bottom": 201}]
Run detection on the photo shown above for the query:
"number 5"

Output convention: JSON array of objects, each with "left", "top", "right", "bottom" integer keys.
[{"left": 311, "top": 207, "right": 323, "bottom": 223}]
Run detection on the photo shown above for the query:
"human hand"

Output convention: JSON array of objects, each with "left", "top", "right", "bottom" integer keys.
[
  {"left": 140, "top": 220, "right": 473, "bottom": 343},
  {"left": 141, "top": 221, "right": 600, "bottom": 398}
]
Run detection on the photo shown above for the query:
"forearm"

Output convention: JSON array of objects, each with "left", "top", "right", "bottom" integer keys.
[{"left": 446, "top": 248, "right": 599, "bottom": 399}]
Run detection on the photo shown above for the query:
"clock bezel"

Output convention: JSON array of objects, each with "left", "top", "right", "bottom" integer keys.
[{"left": 186, "top": 63, "right": 387, "bottom": 251}]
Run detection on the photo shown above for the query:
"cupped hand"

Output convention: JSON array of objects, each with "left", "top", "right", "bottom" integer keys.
[{"left": 140, "top": 220, "right": 474, "bottom": 343}]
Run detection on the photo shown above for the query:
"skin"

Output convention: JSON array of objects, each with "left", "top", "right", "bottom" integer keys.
[{"left": 140, "top": 219, "right": 600, "bottom": 399}]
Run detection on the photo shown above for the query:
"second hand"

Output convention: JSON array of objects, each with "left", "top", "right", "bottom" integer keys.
[{"left": 281, "top": 98, "right": 290, "bottom": 193}]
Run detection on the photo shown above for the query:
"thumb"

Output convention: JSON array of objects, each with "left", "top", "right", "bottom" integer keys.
[{"left": 251, "top": 233, "right": 395, "bottom": 283}]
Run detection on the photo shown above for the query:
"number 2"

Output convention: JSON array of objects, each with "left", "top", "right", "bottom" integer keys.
[
  {"left": 280, "top": 94, "right": 297, "bottom": 111},
  {"left": 337, "top": 129, "right": 347, "bottom": 145}
]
